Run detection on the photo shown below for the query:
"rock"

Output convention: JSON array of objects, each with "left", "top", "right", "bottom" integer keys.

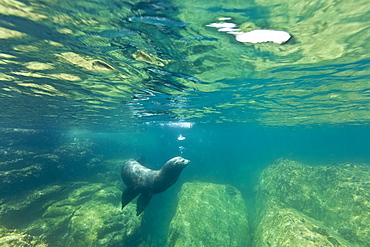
[
  {"left": 66, "top": 200, "right": 140, "bottom": 247},
  {"left": 0, "top": 164, "right": 44, "bottom": 195},
  {"left": 254, "top": 198, "right": 351, "bottom": 246},
  {"left": 166, "top": 182, "right": 251, "bottom": 247},
  {"left": 255, "top": 159, "right": 370, "bottom": 246},
  {"left": 24, "top": 183, "right": 143, "bottom": 247},
  {"left": 0, "top": 138, "right": 105, "bottom": 195},
  {"left": 0, "top": 128, "right": 61, "bottom": 151},
  {"left": 53, "top": 140, "right": 95, "bottom": 168},
  {"left": 0, "top": 184, "right": 65, "bottom": 227},
  {"left": 0, "top": 225, "right": 47, "bottom": 247}
]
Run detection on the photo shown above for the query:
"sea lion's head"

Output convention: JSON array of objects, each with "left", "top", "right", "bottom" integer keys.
[
  {"left": 161, "top": 157, "right": 190, "bottom": 174},
  {"left": 158, "top": 157, "right": 190, "bottom": 185}
]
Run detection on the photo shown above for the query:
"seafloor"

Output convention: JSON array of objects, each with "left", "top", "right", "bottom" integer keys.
[{"left": 1, "top": 134, "right": 369, "bottom": 247}]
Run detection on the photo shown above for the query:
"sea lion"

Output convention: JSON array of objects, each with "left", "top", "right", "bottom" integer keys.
[{"left": 121, "top": 156, "right": 190, "bottom": 216}]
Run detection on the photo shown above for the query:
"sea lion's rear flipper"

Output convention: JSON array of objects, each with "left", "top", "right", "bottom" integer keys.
[
  {"left": 136, "top": 193, "right": 152, "bottom": 216},
  {"left": 121, "top": 187, "right": 139, "bottom": 210}
]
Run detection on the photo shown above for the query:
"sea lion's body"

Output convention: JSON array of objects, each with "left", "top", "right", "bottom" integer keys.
[{"left": 121, "top": 157, "right": 190, "bottom": 215}]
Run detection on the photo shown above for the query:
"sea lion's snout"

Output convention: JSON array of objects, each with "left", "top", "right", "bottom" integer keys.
[{"left": 181, "top": 158, "right": 190, "bottom": 166}]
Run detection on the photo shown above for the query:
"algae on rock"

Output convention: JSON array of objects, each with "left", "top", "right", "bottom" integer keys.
[
  {"left": 255, "top": 159, "right": 370, "bottom": 246},
  {"left": 0, "top": 225, "right": 47, "bottom": 247},
  {"left": 0, "top": 184, "right": 66, "bottom": 228},
  {"left": 254, "top": 198, "right": 351, "bottom": 246},
  {"left": 26, "top": 183, "right": 143, "bottom": 247},
  {"left": 166, "top": 181, "right": 251, "bottom": 247},
  {"left": 0, "top": 181, "right": 143, "bottom": 247},
  {"left": 66, "top": 200, "right": 140, "bottom": 247},
  {"left": 0, "top": 137, "right": 104, "bottom": 195}
]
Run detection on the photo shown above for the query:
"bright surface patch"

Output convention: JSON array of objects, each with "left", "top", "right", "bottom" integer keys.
[
  {"left": 235, "top": 30, "right": 291, "bottom": 44},
  {"left": 218, "top": 17, "right": 232, "bottom": 21},
  {"left": 219, "top": 27, "right": 240, "bottom": 32},
  {"left": 206, "top": 22, "right": 237, "bottom": 28},
  {"left": 206, "top": 20, "right": 290, "bottom": 45}
]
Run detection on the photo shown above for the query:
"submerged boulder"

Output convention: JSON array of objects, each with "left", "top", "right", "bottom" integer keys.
[
  {"left": 0, "top": 138, "right": 104, "bottom": 195},
  {"left": 25, "top": 183, "right": 143, "bottom": 247},
  {"left": 0, "top": 184, "right": 66, "bottom": 228},
  {"left": 166, "top": 181, "right": 251, "bottom": 247},
  {"left": 255, "top": 159, "right": 370, "bottom": 246},
  {"left": 254, "top": 198, "right": 351, "bottom": 246},
  {"left": 65, "top": 199, "right": 141, "bottom": 247},
  {"left": 0, "top": 181, "right": 143, "bottom": 247}
]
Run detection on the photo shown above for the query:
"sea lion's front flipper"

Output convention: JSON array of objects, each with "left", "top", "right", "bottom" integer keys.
[
  {"left": 137, "top": 157, "right": 146, "bottom": 166},
  {"left": 121, "top": 187, "right": 139, "bottom": 210},
  {"left": 136, "top": 193, "right": 152, "bottom": 216}
]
